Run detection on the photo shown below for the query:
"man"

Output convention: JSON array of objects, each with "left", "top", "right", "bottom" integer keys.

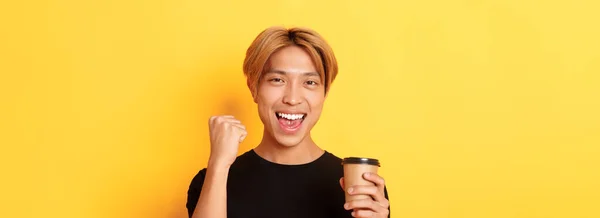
[{"left": 187, "top": 26, "right": 390, "bottom": 218}]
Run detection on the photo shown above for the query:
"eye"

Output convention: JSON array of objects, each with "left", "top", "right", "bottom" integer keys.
[
  {"left": 269, "top": 78, "right": 284, "bottom": 83},
  {"left": 306, "top": 80, "right": 318, "bottom": 86}
]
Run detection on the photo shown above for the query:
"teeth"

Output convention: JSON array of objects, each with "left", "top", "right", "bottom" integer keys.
[{"left": 277, "top": 112, "right": 305, "bottom": 120}]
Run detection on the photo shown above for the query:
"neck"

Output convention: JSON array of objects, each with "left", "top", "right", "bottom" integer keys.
[{"left": 254, "top": 129, "right": 324, "bottom": 165}]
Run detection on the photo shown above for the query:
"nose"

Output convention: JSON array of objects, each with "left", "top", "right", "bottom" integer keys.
[{"left": 282, "top": 83, "right": 303, "bottom": 106}]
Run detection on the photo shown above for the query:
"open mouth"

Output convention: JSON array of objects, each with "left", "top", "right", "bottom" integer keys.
[
  {"left": 275, "top": 112, "right": 306, "bottom": 120},
  {"left": 275, "top": 112, "right": 306, "bottom": 133}
]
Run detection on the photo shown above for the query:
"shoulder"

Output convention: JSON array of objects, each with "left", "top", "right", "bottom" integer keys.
[
  {"left": 188, "top": 168, "right": 207, "bottom": 192},
  {"left": 322, "top": 151, "right": 343, "bottom": 164},
  {"left": 312, "top": 151, "right": 345, "bottom": 177},
  {"left": 320, "top": 150, "right": 344, "bottom": 168},
  {"left": 231, "top": 149, "right": 259, "bottom": 166}
]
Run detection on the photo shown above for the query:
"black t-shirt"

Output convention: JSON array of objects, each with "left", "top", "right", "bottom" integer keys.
[{"left": 186, "top": 150, "right": 390, "bottom": 218}]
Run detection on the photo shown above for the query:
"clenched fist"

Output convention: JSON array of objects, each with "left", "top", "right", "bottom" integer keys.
[{"left": 208, "top": 115, "right": 247, "bottom": 169}]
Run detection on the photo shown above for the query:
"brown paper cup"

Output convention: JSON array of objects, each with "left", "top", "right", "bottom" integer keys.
[{"left": 342, "top": 157, "right": 380, "bottom": 202}]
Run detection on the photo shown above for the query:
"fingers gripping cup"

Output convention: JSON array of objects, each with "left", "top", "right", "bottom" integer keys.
[{"left": 342, "top": 157, "right": 380, "bottom": 202}]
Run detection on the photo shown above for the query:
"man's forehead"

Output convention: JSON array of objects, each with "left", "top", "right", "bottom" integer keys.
[{"left": 265, "top": 69, "right": 321, "bottom": 77}]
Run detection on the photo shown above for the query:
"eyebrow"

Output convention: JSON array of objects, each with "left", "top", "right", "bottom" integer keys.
[{"left": 266, "top": 70, "right": 320, "bottom": 77}]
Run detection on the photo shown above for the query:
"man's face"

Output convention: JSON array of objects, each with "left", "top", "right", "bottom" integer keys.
[{"left": 255, "top": 45, "right": 326, "bottom": 147}]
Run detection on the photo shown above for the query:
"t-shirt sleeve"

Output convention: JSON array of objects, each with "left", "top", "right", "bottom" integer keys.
[{"left": 186, "top": 168, "right": 207, "bottom": 218}]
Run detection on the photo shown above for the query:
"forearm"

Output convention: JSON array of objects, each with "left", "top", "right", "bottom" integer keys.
[{"left": 191, "top": 164, "right": 230, "bottom": 218}]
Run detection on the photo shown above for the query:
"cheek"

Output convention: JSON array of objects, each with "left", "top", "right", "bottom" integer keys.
[
  {"left": 256, "top": 96, "right": 273, "bottom": 125},
  {"left": 256, "top": 86, "right": 281, "bottom": 110},
  {"left": 307, "top": 94, "right": 326, "bottom": 111},
  {"left": 261, "top": 83, "right": 287, "bottom": 99}
]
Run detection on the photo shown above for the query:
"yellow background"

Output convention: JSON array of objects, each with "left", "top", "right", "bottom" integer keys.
[{"left": 1, "top": 0, "right": 599, "bottom": 217}]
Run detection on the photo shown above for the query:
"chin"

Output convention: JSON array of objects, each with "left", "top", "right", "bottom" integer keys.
[{"left": 273, "top": 134, "right": 306, "bottom": 147}]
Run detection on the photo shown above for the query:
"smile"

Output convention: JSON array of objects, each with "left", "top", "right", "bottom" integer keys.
[
  {"left": 275, "top": 112, "right": 306, "bottom": 134},
  {"left": 276, "top": 112, "right": 306, "bottom": 120}
]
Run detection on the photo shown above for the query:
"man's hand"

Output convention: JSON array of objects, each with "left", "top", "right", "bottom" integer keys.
[
  {"left": 340, "top": 173, "right": 390, "bottom": 218},
  {"left": 207, "top": 115, "right": 247, "bottom": 169}
]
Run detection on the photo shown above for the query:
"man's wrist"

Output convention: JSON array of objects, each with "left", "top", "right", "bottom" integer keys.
[{"left": 207, "top": 159, "right": 231, "bottom": 172}]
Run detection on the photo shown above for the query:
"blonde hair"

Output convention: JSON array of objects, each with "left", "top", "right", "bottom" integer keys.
[{"left": 243, "top": 26, "right": 338, "bottom": 98}]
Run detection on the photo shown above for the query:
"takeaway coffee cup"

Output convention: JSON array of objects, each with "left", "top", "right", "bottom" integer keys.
[{"left": 342, "top": 157, "right": 381, "bottom": 202}]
